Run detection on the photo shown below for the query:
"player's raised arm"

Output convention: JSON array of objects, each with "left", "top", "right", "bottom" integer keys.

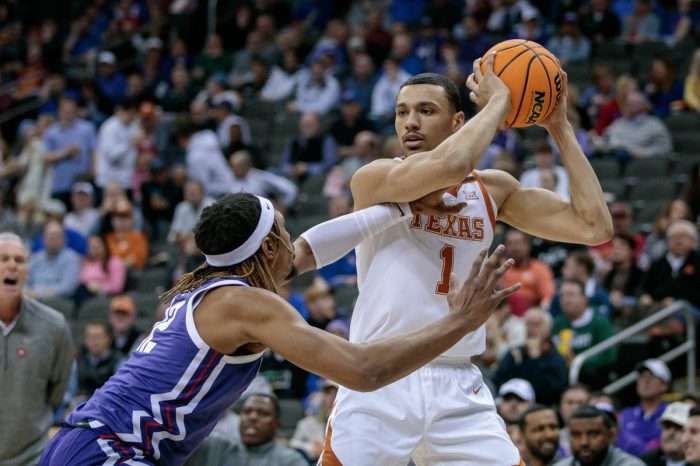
[
  {"left": 203, "top": 247, "right": 519, "bottom": 392},
  {"left": 350, "top": 54, "right": 511, "bottom": 210},
  {"left": 486, "top": 72, "right": 613, "bottom": 245}
]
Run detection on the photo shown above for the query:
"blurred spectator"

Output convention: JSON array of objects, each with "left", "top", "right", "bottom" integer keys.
[
  {"left": 168, "top": 179, "right": 214, "bottom": 244},
  {"left": 370, "top": 57, "right": 412, "bottom": 132},
  {"left": 231, "top": 30, "right": 279, "bottom": 85},
  {"left": 178, "top": 123, "right": 236, "bottom": 199},
  {"left": 76, "top": 234, "right": 127, "bottom": 304},
  {"left": 292, "top": 55, "right": 341, "bottom": 115},
  {"left": 668, "top": 0, "right": 700, "bottom": 46},
  {"left": 593, "top": 74, "right": 638, "bottom": 136},
  {"left": 520, "top": 405, "right": 563, "bottom": 466},
  {"left": 512, "top": 8, "right": 548, "bottom": 44},
  {"left": 392, "top": 32, "right": 423, "bottom": 75},
  {"left": 484, "top": 300, "right": 527, "bottom": 368},
  {"left": 682, "top": 408, "right": 700, "bottom": 464},
  {"left": 330, "top": 90, "right": 375, "bottom": 158},
  {"left": 641, "top": 401, "right": 691, "bottom": 466},
  {"left": 65, "top": 181, "right": 100, "bottom": 237},
  {"left": 520, "top": 139, "right": 570, "bottom": 201},
  {"left": 683, "top": 162, "right": 700, "bottom": 221},
  {"left": 599, "top": 91, "right": 672, "bottom": 165},
  {"left": 16, "top": 115, "right": 53, "bottom": 209},
  {"left": 494, "top": 307, "right": 568, "bottom": 406},
  {"left": 193, "top": 34, "right": 232, "bottom": 83},
  {"left": 508, "top": 424, "right": 529, "bottom": 461},
  {"left": 105, "top": 199, "right": 148, "bottom": 270},
  {"left": 0, "top": 233, "right": 73, "bottom": 465},
  {"left": 324, "top": 131, "right": 381, "bottom": 197},
  {"left": 31, "top": 199, "right": 87, "bottom": 255},
  {"left": 601, "top": 232, "right": 645, "bottom": 317},
  {"left": 498, "top": 378, "right": 536, "bottom": 425},
  {"left": 589, "top": 202, "right": 645, "bottom": 263},
  {"left": 487, "top": 0, "right": 527, "bottom": 35},
  {"left": 550, "top": 251, "right": 610, "bottom": 318},
  {"left": 580, "top": 0, "right": 622, "bottom": 46},
  {"left": 645, "top": 58, "right": 684, "bottom": 119},
  {"left": 640, "top": 220, "right": 700, "bottom": 311},
  {"left": 95, "top": 98, "right": 140, "bottom": 195},
  {"left": 26, "top": 221, "right": 81, "bottom": 298},
  {"left": 213, "top": 101, "right": 250, "bottom": 149},
  {"left": 194, "top": 73, "right": 241, "bottom": 113},
  {"left": 553, "top": 406, "right": 646, "bottom": 466},
  {"left": 44, "top": 97, "right": 96, "bottom": 207},
  {"left": 639, "top": 199, "right": 694, "bottom": 271},
  {"left": 552, "top": 279, "right": 616, "bottom": 387},
  {"left": 77, "top": 321, "right": 123, "bottom": 398},
  {"left": 580, "top": 65, "right": 616, "bottom": 130},
  {"left": 229, "top": 150, "right": 298, "bottom": 214},
  {"left": 684, "top": 50, "right": 700, "bottom": 113},
  {"left": 304, "top": 283, "right": 337, "bottom": 330},
  {"left": 0, "top": 191, "right": 17, "bottom": 233},
  {"left": 501, "top": 229, "right": 556, "bottom": 316},
  {"left": 621, "top": 0, "right": 660, "bottom": 43},
  {"left": 95, "top": 51, "right": 127, "bottom": 108},
  {"left": 290, "top": 380, "right": 338, "bottom": 462},
  {"left": 547, "top": 12, "right": 591, "bottom": 66},
  {"left": 157, "top": 65, "right": 197, "bottom": 113},
  {"left": 559, "top": 384, "right": 592, "bottom": 457},
  {"left": 109, "top": 295, "right": 141, "bottom": 355},
  {"left": 141, "top": 160, "right": 181, "bottom": 237},
  {"left": 187, "top": 394, "right": 307, "bottom": 466},
  {"left": 313, "top": 193, "right": 358, "bottom": 288},
  {"left": 281, "top": 113, "right": 338, "bottom": 181},
  {"left": 344, "top": 53, "right": 378, "bottom": 115},
  {"left": 618, "top": 359, "right": 671, "bottom": 456}
]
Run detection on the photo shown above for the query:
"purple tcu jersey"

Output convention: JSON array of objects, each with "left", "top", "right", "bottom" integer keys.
[{"left": 66, "top": 277, "right": 263, "bottom": 464}]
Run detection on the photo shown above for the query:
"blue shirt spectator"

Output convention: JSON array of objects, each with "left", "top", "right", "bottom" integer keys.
[
  {"left": 26, "top": 221, "right": 81, "bottom": 298},
  {"left": 95, "top": 51, "right": 127, "bottom": 106},
  {"left": 44, "top": 98, "right": 96, "bottom": 196},
  {"left": 317, "top": 251, "right": 357, "bottom": 288},
  {"left": 390, "top": 0, "right": 426, "bottom": 25}
]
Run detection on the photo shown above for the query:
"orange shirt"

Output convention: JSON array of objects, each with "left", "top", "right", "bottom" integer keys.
[
  {"left": 106, "top": 231, "right": 149, "bottom": 270},
  {"left": 501, "top": 259, "right": 555, "bottom": 315}
]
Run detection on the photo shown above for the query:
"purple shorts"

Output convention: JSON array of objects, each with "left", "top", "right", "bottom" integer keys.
[{"left": 40, "top": 422, "right": 156, "bottom": 466}]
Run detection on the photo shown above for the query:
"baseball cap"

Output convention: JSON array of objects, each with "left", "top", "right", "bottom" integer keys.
[
  {"left": 636, "top": 358, "right": 671, "bottom": 383},
  {"left": 660, "top": 402, "right": 691, "bottom": 427},
  {"left": 110, "top": 295, "right": 136, "bottom": 315},
  {"left": 98, "top": 51, "right": 117, "bottom": 65},
  {"left": 72, "top": 181, "right": 94, "bottom": 196},
  {"left": 42, "top": 199, "right": 67, "bottom": 216},
  {"left": 499, "top": 378, "right": 535, "bottom": 402}
]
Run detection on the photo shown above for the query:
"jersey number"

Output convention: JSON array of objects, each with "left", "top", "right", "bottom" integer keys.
[
  {"left": 436, "top": 245, "right": 454, "bottom": 295},
  {"left": 135, "top": 300, "right": 185, "bottom": 353}
]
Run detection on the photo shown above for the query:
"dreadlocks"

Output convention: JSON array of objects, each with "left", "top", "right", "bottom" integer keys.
[{"left": 160, "top": 193, "right": 288, "bottom": 303}]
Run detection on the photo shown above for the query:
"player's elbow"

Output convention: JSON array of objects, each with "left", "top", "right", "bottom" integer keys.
[
  {"left": 586, "top": 220, "right": 614, "bottom": 246},
  {"left": 344, "top": 357, "right": 386, "bottom": 392},
  {"left": 441, "top": 149, "right": 473, "bottom": 182}
]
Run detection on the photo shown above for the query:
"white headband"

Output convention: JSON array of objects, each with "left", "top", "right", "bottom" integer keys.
[{"left": 204, "top": 195, "right": 276, "bottom": 267}]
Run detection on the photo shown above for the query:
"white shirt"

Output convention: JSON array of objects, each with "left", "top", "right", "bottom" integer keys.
[
  {"left": 260, "top": 67, "right": 297, "bottom": 103},
  {"left": 230, "top": 169, "right": 298, "bottom": 208},
  {"left": 519, "top": 165, "right": 570, "bottom": 201},
  {"left": 186, "top": 130, "right": 236, "bottom": 198},
  {"left": 295, "top": 71, "right": 341, "bottom": 115},
  {"left": 95, "top": 115, "right": 140, "bottom": 189},
  {"left": 370, "top": 69, "right": 412, "bottom": 117},
  {"left": 167, "top": 197, "right": 215, "bottom": 243},
  {"left": 217, "top": 114, "right": 251, "bottom": 148},
  {"left": 64, "top": 208, "right": 100, "bottom": 237}
]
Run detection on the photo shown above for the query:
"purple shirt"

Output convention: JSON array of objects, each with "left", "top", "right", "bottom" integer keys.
[{"left": 618, "top": 402, "right": 666, "bottom": 455}]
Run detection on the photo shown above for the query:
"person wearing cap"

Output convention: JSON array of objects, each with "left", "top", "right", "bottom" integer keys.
[
  {"left": 105, "top": 198, "right": 149, "bottom": 270},
  {"left": 167, "top": 179, "right": 215, "bottom": 244},
  {"left": 618, "top": 359, "right": 672, "bottom": 455},
  {"left": 26, "top": 220, "right": 81, "bottom": 298},
  {"left": 95, "top": 50, "right": 127, "bottom": 106},
  {"left": 76, "top": 321, "right": 123, "bottom": 399},
  {"left": 641, "top": 401, "right": 691, "bottom": 466},
  {"left": 0, "top": 232, "right": 73, "bottom": 465},
  {"left": 682, "top": 408, "right": 700, "bottom": 465},
  {"left": 546, "top": 12, "right": 592, "bottom": 66},
  {"left": 330, "top": 89, "right": 376, "bottom": 158},
  {"left": 520, "top": 405, "right": 563, "bottom": 466},
  {"left": 94, "top": 97, "right": 140, "bottom": 195},
  {"left": 40, "top": 192, "right": 520, "bottom": 464},
  {"left": 289, "top": 379, "right": 340, "bottom": 462},
  {"left": 553, "top": 406, "right": 645, "bottom": 466},
  {"left": 292, "top": 53, "right": 340, "bottom": 115},
  {"left": 43, "top": 97, "right": 96, "bottom": 207},
  {"left": 30, "top": 198, "right": 88, "bottom": 256},
  {"left": 108, "top": 295, "right": 142, "bottom": 355},
  {"left": 65, "top": 181, "right": 100, "bottom": 236},
  {"left": 498, "top": 378, "right": 536, "bottom": 425}
]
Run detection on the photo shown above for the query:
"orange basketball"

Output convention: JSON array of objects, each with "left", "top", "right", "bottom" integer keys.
[{"left": 479, "top": 39, "right": 563, "bottom": 128}]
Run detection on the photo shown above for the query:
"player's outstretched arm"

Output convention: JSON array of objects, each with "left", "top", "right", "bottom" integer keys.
[
  {"left": 350, "top": 53, "right": 511, "bottom": 210},
  {"left": 199, "top": 246, "right": 519, "bottom": 392},
  {"left": 486, "top": 71, "right": 613, "bottom": 245}
]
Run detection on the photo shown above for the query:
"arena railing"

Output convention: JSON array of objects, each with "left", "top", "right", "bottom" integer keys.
[{"left": 569, "top": 300, "right": 696, "bottom": 394}]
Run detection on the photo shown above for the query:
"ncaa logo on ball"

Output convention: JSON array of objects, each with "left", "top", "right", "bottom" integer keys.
[{"left": 525, "top": 91, "right": 546, "bottom": 124}]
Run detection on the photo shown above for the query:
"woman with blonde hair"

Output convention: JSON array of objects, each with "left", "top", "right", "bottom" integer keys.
[
  {"left": 593, "top": 74, "right": 638, "bottom": 135},
  {"left": 683, "top": 48, "right": 700, "bottom": 112}
]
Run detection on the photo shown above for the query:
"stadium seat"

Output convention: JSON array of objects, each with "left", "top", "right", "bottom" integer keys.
[
  {"left": 278, "top": 398, "right": 306, "bottom": 439},
  {"left": 299, "top": 175, "right": 327, "bottom": 198},
  {"left": 296, "top": 197, "right": 329, "bottom": 217},
  {"left": 672, "top": 133, "right": 700, "bottom": 155},
  {"left": 38, "top": 296, "right": 75, "bottom": 320},
  {"left": 666, "top": 113, "right": 700, "bottom": 133},
  {"left": 77, "top": 296, "right": 112, "bottom": 321},
  {"left": 627, "top": 179, "right": 677, "bottom": 205},
  {"left": 600, "top": 178, "right": 627, "bottom": 202},
  {"left": 623, "top": 158, "right": 669, "bottom": 179},
  {"left": 635, "top": 200, "right": 669, "bottom": 227},
  {"left": 334, "top": 285, "right": 359, "bottom": 318},
  {"left": 128, "top": 292, "right": 162, "bottom": 319},
  {"left": 590, "top": 159, "right": 620, "bottom": 179},
  {"left": 129, "top": 267, "right": 170, "bottom": 294}
]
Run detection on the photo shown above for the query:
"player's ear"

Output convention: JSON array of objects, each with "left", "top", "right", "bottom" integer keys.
[
  {"left": 261, "top": 237, "right": 275, "bottom": 259},
  {"left": 453, "top": 111, "right": 465, "bottom": 131}
]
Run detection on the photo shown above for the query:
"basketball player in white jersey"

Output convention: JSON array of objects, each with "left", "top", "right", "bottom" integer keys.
[{"left": 318, "top": 54, "right": 613, "bottom": 465}]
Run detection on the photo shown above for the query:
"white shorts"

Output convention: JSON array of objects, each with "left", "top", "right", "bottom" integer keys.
[{"left": 319, "top": 363, "right": 522, "bottom": 466}]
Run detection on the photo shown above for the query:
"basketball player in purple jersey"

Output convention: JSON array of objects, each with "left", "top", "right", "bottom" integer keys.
[{"left": 40, "top": 192, "right": 520, "bottom": 465}]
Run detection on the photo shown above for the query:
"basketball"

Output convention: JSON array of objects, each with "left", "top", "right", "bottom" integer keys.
[{"left": 479, "top": 39, "right": 563, "bottom": 128}]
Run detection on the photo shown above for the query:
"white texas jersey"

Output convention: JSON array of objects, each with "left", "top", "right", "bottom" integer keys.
[{"left": 351, "top": 171, "right": 497, "bottom": 361}]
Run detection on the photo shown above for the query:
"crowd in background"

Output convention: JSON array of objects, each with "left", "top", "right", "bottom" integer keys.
[{"left": 4, "top": 0, "right": 700, "bottom": 464}]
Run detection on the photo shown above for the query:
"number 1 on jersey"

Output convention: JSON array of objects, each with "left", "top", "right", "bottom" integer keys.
[{"left": 436, "top": 245, "right": 454, "bottom": 295}]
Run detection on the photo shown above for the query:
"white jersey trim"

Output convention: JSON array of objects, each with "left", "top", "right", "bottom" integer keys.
[{"left": 184, "top": 278, "right": 265, "bottom": 364}]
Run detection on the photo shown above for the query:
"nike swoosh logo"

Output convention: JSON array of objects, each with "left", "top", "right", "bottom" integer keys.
[{"left": 473, "top": 384, "right": 482, "bottom": 395}]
